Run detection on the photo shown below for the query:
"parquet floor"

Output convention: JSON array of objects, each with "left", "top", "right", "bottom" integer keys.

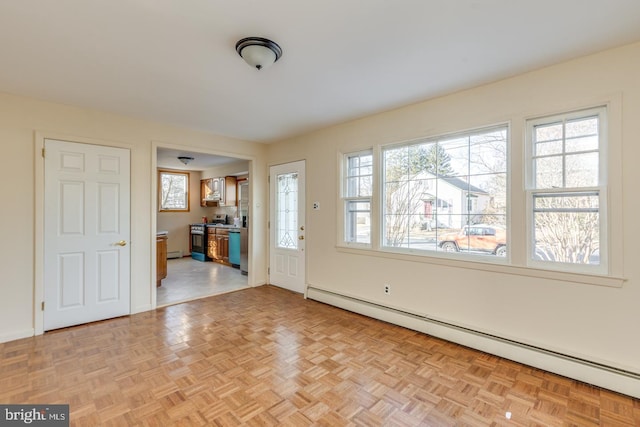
[{"left": 1, "top": 286, "right": 638, "bottom": 426}]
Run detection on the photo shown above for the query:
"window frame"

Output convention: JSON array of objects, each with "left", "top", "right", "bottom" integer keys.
[
  {"left": 158, "top": 169, "right": 190, "bottom": 212},
  {"left": 379, "top": 124, "right": 509, "bottom": 262},
  {"left": 342, "top": 149, "right": 373, "bottom": 247},
  {"left": 525, "top": 106, "right": 608, "bottom": 275}
]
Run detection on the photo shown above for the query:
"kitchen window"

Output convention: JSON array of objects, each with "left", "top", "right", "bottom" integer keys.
[
  {"left": 526, "top": 106, "right": 607, "bottom": 273},
  {"left": 158, "top": 170, "right": 190, "bottom": 212},
  {"left": 343, "top": 150, "right": 373, "bottom": 245}
]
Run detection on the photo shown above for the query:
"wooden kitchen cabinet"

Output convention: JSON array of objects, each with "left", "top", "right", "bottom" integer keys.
[
  {"left": 156, "top": 234, "right": 167, "bottom": 286},
  {"left": 207, "top": 227, "right": 230, "bottom": 265},
  {"left": 200, "top": 178, "right": 220, "bottom": 206},
  {"left": 200, "top": 176, "right": 236, "bottom": 207},
  {"left": 200, "top": 179, "right": 211, "bottom": 207},
  {"left": 222, "top": 176, "right": 237, "bottom": 206},
  {"left": 217, "top": 230, "right": 229, "bottom": 264}
]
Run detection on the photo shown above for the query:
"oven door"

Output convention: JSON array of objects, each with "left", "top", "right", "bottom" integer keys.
[{"left": 190, "top": 230, "right": 208, "bottom": 261}]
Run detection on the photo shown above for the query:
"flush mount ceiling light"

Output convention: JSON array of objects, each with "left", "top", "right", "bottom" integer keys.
[
  {"left": 178, "top": 156, "right": 194, "bottom": 165},
  {"left": 235, "top": 37, "right": 283, "bottom": 70}
]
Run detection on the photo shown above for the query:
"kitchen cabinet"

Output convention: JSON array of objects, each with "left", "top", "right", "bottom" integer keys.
[
  {"left": 201, "top": 176, "right": 237, "bottom": 207},
  {"left": 156, "top": 233, "right": 167, "bottom": 286},
  {"left": 207, "top": 227, "right": 230, "bottom": 265},
  {"left": 200, "top": 178, "right": 220, "bottom": 207},
  {"left": 222, "top": 176, "right": 237, "bottom": 206}
]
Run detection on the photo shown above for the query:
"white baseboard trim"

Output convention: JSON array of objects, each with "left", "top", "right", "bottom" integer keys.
[
  {"left": 0, "top": 329, "right": 34, "bottom": 344},
  {"left": 307, "top": 286, "right": 640, "bottom": 399}
]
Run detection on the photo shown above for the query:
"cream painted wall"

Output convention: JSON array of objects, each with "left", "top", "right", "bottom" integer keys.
[
  {"left": 0, "top": 92, "right": 268, "bottom": 342},
  {"left": 266, "top": 42, "right": 640, "bottom": 374}
]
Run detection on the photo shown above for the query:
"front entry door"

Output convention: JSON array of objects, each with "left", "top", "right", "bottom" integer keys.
[
  {"left": 43, "top": 139, "right": 131, "bottom": 331},
  {"left": 269, "top": 160, "right": 306, "bottom": 293}
]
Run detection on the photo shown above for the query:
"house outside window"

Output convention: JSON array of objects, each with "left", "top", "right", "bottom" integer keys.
[
  {"left": 159, "top": 170, "right": 190, "bottom": 212},
  {"left": 343, "top": 150, "right": 373, "bottom": 245},
  {"left": 382, "top": 125, "right": 508, "bottom": 258},
  {"left": 526, "top": 106, "right": 607, "bottom": 272}
]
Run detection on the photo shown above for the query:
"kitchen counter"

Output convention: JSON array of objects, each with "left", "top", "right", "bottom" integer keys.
[
  {"left": 191, "top": 223, "right": 240, "bottom": 229},
  {"left": 204, "top": 224, "right": 241, "bottom": 231}
]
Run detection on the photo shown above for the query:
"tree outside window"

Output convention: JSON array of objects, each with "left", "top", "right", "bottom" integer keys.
[
  {"left": 382, "top": 126, "right": 507, "bottom": 257},
  {"left": 159, "top": 170, "right": 190, "bottom": 212},
  {"left": 343, "top": 151, "right": 373, "bottom": 245}
]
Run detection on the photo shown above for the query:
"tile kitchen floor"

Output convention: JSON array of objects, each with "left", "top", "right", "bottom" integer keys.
[{"left": 156, "top": 256, "right": 249, "bottom": 307}]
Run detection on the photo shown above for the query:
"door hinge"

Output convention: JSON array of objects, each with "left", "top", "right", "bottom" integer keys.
[
  {"left": 268, "top": 221, "right": 270, "bottom": 229},
  {"left": 41, "top": 301, "right": 45, "bottom": 311},
  {"left": 268, "top": 175, "right": 270, "bottom": 184},
  {"left": 41, "top": 148, "right": 45, "bottom": 158},
  {"left": 268, "top": 267, "right": 270, "bottom": 275}
]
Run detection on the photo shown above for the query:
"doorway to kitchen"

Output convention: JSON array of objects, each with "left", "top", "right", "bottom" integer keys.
[{"left": 155, "top": 146, "right": 250, "bottom": 307}]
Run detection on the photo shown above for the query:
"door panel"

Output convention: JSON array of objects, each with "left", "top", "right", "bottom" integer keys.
[
  {"left": 269, "top": 161, "right": 305, "bottom": 293},
  {"left": 59, "top": 253, "right": 84, "bottom": 308},
  {"left": 44, "top": 139, "right": 131, "bottom": 331}
]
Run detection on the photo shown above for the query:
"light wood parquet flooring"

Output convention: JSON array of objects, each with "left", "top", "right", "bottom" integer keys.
[{"left": 1, "top": 285, "right": 638, "bottom": 426}]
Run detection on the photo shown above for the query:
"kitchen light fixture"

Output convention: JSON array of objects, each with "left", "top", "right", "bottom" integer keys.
[
  {"left": 235, "top": 37, "right": 282, "bottom": 70},
  {"left": 178, "top": 156, "right": 194, "bottom": 165}
]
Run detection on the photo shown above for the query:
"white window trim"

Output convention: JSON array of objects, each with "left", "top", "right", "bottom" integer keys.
[
  {"left": 335, "top": 96, "right": 624, "bottom": 288},
  {"left": 525, "top": 106, "right": 608, "bottom": 275},
  {"left": 340, "top": 149, "right": 373, "bottom": 248},
  {"left": 379, "top": 124, "right": 509, "bottom": 263}
]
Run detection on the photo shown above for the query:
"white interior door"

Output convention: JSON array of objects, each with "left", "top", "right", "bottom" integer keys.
[
  {"left": 44, "top": 139, "right": 131, "bottom": 331},
  {"left": 269, "top": 160, "right": 306, "bottom": 293}
]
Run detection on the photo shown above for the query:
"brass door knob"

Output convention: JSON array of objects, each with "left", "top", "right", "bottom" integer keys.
[{"left": 115, "top": 240, "right": 127, "bottom": 246}]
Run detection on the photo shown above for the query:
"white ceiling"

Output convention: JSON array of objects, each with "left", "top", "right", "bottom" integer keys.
[
  {"left": 1, "top": 1, "right": 640, "bottom": 143},
  {"left": 157, "top": 147, "right": 248, "bottom": 172}
]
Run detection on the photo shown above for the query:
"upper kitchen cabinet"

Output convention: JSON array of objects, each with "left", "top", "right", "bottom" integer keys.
[
  {"left": 201, "top": 176, "right": 237, "bottom": 207},
  {"left": 222, "top": 176, "right": 237, "bottom": 206}
]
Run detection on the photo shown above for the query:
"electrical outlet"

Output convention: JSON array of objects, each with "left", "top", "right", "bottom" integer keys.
[
  {"left": 384, "top": 284, "right": 391, "bottom": 295},
  {"left": 312, "top": 201, "right": 320, "bottom": 210}
]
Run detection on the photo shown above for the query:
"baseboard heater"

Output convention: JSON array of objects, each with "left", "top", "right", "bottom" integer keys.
[
  {"left": 167, "top": 251, "right": 182, "bottom": 259},
  {"left": 306, "top": 286, "right": 640, "bottom": 399}
]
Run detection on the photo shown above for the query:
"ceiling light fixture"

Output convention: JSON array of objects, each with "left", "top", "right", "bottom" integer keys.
[
  {"left": 178, "top": 156, "right": 194, "bottom": 165},
  {"left": 235, "top": 37, "right": 283, "bottom": 70}
]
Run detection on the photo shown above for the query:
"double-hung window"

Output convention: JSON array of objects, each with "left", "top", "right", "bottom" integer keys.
[
  {"left": 526, "top": 106, "right": 607, "bottom": 272},
  {"left": 343, "top": 150, "right": 373, "bottom": 245},
  {"left": 382, "top": 125, "right": 508, "bottom": 258}
]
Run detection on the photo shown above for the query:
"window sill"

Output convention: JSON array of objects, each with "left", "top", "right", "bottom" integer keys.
[{"left": 335, "top": 245, "right": 625, "bottom": 288}]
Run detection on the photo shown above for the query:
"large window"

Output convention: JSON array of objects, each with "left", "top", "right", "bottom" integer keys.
[
  {"left": 158, "top": 170, "right": 190, "bottom": 212},
  {"left": 343, "top": 150, "right": 373, "bottom": 245},
  {"left": 382, "top": 126, "right": 508, "bottom": 258},
  {"left": 526, "top": 106, "right": 606, "bottom": 271}
]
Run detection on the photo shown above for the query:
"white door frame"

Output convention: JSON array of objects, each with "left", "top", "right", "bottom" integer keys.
[
  {"left": 150, "top": 142, "right": 259, "bottom": 309},
  {"left": 34, "top": 132, "right": 133, "bottom": 336},
  {"left": 269, "top": 160, "right": 306, "bottom": 294}
]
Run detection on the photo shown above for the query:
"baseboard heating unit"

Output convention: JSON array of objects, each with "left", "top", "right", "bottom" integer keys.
[
  {"left": 167, "top": 251, "right": 182, "bottom": 259},
  {"left": 306, "top": 286, "right": 640, "bottom": 399}
]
